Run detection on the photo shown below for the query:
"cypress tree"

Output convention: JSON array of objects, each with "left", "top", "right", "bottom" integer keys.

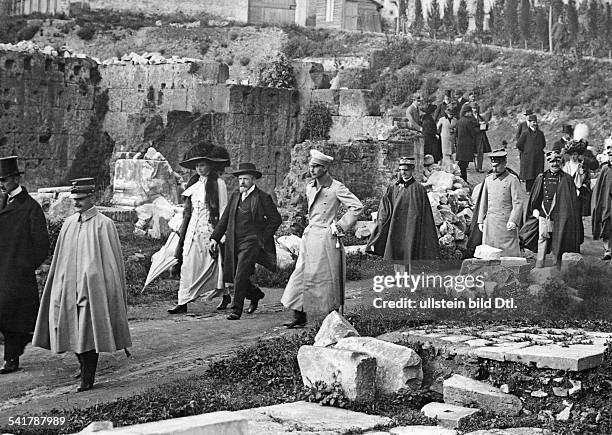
[
  {"left": 442, "top": 0, "right": 455, "bottom": 39},
  {"left": 504, "top": 0, "right": 519, "bottom": 46},
  {"left": 457, "top": 0, "right": 469, "bottom": 35},
  {"left": 475, "top": 0, "right": 485, "bottom": 33},
  {"left": 567, "top": 0, "right": 579, "bottom": 45},
  {"left": 413, "top": 0, "right": 424, "bottom": 34},
  {"left": 427, "top": 0, "right": 442, "bottom": 38},
  {"left": 535, "top": 7, "right": 549, "bottom": 50},
  {"left": 586, "top": 0, "right": 599, "bottom": 39},
  {"left": 519, "top": 0, "right": 531, "bottom": 47}
]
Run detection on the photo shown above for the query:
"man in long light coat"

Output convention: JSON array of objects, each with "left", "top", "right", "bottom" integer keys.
[
  {"left": 281, "top": 150, "right": 363, "bottom": 328},
  {"left": 477, "top": 149, "right": 524, "bottom": 257},
  {"left": 33, "top": 178, "right": 132, "bottom": 392}
]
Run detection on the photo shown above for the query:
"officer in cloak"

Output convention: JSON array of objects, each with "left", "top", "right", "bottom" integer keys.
[
  {"left": 591, "top": 147, "right": 612, "bottom": 261},
  {"left": 366, "top": 156, "right": 440, "bottom": 275}
]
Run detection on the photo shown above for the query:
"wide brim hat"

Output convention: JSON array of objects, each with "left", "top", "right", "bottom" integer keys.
[
  {"left": 179, "top": 145, "right": 231, "bottom": 170},
  {"left": 527, "top": 114, "right": 538, "bottom": 122},
  {"left": 562, "top": 139, "right": 587, "bottom": 156},
  {"left": 232, "top": 162, "right": 262, "bottom": 179},
  {"left": 0, "top": 156, "right": 24, "bottom": 179}
]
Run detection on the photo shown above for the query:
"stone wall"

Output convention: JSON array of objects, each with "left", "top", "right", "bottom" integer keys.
[{"left": 0, "top": 49, "right": 112, "bottom": 189}]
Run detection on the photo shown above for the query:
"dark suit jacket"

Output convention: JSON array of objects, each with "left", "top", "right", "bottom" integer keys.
[
  {"left": 211, "top": 186, "right": 282, "bottom": 283},
  {"left": 0, "top": 187, "right": 49, "bottom": 333}
]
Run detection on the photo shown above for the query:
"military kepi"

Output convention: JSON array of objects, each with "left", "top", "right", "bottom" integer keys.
[
  {"left": 546, "top": 150, "right": 561, "bottom": 162},
  {"left": 0, "top": 156, "right": 24, "bottom": 179},
  {"left": 398, "top": 156, "right": 416, "bottom": 167},
  {"left": 310, "top": 149, "right": 334, "bottom": 166},
  {"left": 489, "top": 149, "right": 507, "bottom": 162},
  {"left": 70, "top": 178, "right": 96, "bottom": 199}
]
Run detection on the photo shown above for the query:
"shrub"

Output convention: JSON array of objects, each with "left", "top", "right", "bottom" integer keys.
[
  {"left": 229, "top": 31, "right": 239, "bottom": 41},
  {"left": 76, "top": 23, "right": 96, "bottom": 41},
  {"left": 239, "top": 56, "right": 250, "bottom": 66},
  {"left": 303, "top": 379, "right": 349, "bottom": 408},
  {"left": 16, "top": 24, "right": 40, "bottom": 41},
  {"left": 256, "top": 53, "right": 296, "bottom": 88},
  {"left": 223, "top": 56, "right": 234, "bottom": 66},
  {"left": 199, "top": 42, "right": 210, "bottom": 56},
  {"left": 299, "top": 103, "right": 333, "bottom": 142},
  {"left": 451, "top": 59, "right": 468, "bottom": 74}
]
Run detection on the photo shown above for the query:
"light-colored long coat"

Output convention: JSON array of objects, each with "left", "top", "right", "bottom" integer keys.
[
  {"left": 33, "top": 207, "right": 132, "bottom": 354},
  {"left": 281, "top": 177, "right": 363, "bottom": 314},
  {"left": 477, "top": 171, "right": 524, "bottom": 256}
]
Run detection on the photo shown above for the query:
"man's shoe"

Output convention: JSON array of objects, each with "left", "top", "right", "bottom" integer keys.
[
  {"left": 216, "top": 295, "right": 232, "bottom": 310},
  {"left": 227, "top": 313, "right": 241, "bottom": 320},
  {"left": 602, "top": 253, "right": 612, "bottom": 261},
  {"left": 246, "top": 292, "right": 265, "bottom": 314},
  {"left": 0, "top": 359, "right": 19, "bottom": 374},
  {"left": 77, "top": 382, "right": 94, "bottom": 392},
  {"left": 168, "top": 304, "right": 187, "bottom": 314},
  {"left": 284, "top": 319, "right": 306, "bottom": 329}
]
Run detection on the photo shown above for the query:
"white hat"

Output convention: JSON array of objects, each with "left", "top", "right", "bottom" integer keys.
[{"left": 310, "top": 149, "right": 334, "bottom": 166}]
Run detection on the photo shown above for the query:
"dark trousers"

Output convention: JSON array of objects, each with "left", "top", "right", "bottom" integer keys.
[
  {"left": 474, "top": 144, "right": 484, "bottom": 171},
  {"left": 2, "top": 331, "right": 32, "bottom": 361},
  {"left": 458, "top": 161, "right": 469, "bottom": 182},
  {"left": 76, "top": 350, "right": 99, "bottom": 386},
  {"left": 525, "top": 179, "right": 535, "bottom": 192},
  {"left": 231, "top": 235, "right": 264, "bottom": 316}
]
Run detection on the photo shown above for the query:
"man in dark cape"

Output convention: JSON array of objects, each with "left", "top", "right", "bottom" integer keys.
[
  {"left": 367, "top": 156, "right": 440, "bottom": 274},
  {"left": 591, "top": 149, "right": 612, "bottom": 260},
  {"left": 520, "top": 150, "right": 583, "bottom": 267}
]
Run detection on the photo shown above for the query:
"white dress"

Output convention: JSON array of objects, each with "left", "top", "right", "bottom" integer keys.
[{"left": 177, "top": 177, "right": 228, "bottom": 305}]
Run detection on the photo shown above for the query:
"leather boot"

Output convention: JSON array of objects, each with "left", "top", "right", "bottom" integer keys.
[
  {"left": 0, "top": 358, "right": 19, "bottom": 374},
  {"left": 168, "top": 303, "right": 187, "bottom": 314},
  {"left": 284, "top": 310, "right": 307, "bottom": 329},
  {"left": 77, "top": 350, "right": 98, "bottom": 392},
  {"left": 216, "top": 294, "right": 231, "bottom": 310}
]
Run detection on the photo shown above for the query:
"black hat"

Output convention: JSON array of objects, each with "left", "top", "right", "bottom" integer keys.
[
  {"left": 0, "top": 156, "right": 24, "bottom": 179},
  {"left": 562, "top": 124, "right": 574, "bottom": 135},
  {"left": 232, "top": 162, "right": 262, "bottom": 179},
  {"left": 179, "top": 145, "right": 231, "bottom": 170},
  {"left": 562, "top": 139, "right": 587, "bottom": 156},
  {"left": 523, "top": 108, "right": 533, "bottom": 116},
  {"left": 70, "top": 177, "right": 96, "bottom": 199}
]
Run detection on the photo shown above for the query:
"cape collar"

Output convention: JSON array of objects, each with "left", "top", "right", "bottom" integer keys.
[{"left": 79, "top": 206, "right": 98, "bottom": 222}]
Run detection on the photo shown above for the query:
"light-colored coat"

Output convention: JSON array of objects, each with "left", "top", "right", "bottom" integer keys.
[
  {"left": 437, "top": 115, "right": 456, "bottom": 157},
  {"left": 281, "top": 177, "right": 363, "bottom": 314},
  {"left": 33, "top": 207, "right": 132, "bottom": 354},
  {"left": 477, "top": 171, "right": 524, "bottom": 256}
]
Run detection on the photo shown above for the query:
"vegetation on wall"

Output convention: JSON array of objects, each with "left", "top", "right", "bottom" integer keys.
[
  {"left": 299, "top": 102, "right": 333, "bottom": 142},
  {"left": 256, "top": 53, "right": 296, "bottom": 88}
]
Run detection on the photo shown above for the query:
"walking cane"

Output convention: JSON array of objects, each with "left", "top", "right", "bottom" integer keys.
[{"left": 333, "top": 220, "right": 346, "bottom": 317}]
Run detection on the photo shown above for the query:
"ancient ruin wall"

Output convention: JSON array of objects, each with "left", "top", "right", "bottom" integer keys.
[{"left": 0, "top": 49, "right": 112, "bottom": 189}]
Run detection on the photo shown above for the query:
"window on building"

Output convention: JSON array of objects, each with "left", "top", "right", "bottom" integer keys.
[{"left": 326, "top": 0, "right": 335, "bottom": 21}]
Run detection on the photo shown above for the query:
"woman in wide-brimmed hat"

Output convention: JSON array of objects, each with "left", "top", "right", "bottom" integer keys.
[
  {"left": 168, "top": 144, "right": 232, "bottom": 314},
  {"left": 562, "top": 139, "right": 592, "bottom": 217}
]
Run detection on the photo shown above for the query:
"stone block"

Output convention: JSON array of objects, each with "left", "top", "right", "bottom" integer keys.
[
  {"left": 112, "top": 159, "right": 179, "bottom": 207},
  {"left": 194, "top": 60, "right": 229, "bottom": 84},
  {"left": 311, "top": 89, "right": 341, "bottom": 115},
  {"left": 421, "top": 402, "right": 480, "bottom": 429},
  {"left": 79, "top": 421, "right": 113, "bottom": 432},
  {"left": 338, "top": 89, "right": 380, "bottom": 116},
  {"left": 390, "top": 426, "right": 458, "bottom": 435},
  {"left": 159, "top": 88, "right": 188, "bottom": 111},
  {"left": 528, "top": 266, "right": 560, "bottom": 285},
  {"left": 314, "top": 311, "right": 360, "bottom": 348},
  {"left": 443, "top": 374, "right": 522, "bottom": 416},
  {"left": 297, "top": 345, "right": 376, "bottom": 401},
  {"left": 90, "top": 410, "right": 246, "bottom": 434},
  {"left": 465, "top": 429, "right": 547, "bottom": 435},
  {"left": 335, "top": 336, "right": 422, "bottom": 393},
  {"left": 328, "top": 115, "right": 394, "bottom": 143},
  {"left": 561, "top": 252, "right": 585, "bottom": 274},
  {"left": 474, "top": 244, "right": 503, "bottom": 260}
]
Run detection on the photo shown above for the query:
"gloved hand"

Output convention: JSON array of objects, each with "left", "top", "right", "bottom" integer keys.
[
  {"left": 478, "top": 223, "right": 484, "bottom": 232},
  {"left": 532, "top": 209, "right": 540, "bottom": 218},
  {"left": 330, "top": 222, "right": 340, "bottom": 236},
  {"left": 507, "top": 221, "right": 517, "bottom": 231}
]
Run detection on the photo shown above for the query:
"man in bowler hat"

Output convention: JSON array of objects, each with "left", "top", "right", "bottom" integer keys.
[
  {"left": 210, "top": 163, "right": 282, "bottom": 320},
  {"left": 0, "top": 156, "right": 49, "bottom": 374}
]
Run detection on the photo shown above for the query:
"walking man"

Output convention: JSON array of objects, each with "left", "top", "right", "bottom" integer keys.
[
  {"left": 515, "top": 109, "right": 533, "bottom": 144},
  {"left": 281, "top": 150, "right": 363, "bottom": 328},
  {"left": 0, "top": 156, "right": 49, "bottom": 374},
  {"left": 524, "top": 151, "right": 583, "bottom": 268},
  {"left": 517, "top": 114, "right": 546, "bottom": 192},
  {"left": 367, "top": 156, "right": 439, "bottom": 276},
  {"left": 455, "top": 105, "right": 479, "bottom": 182},
  {"left": 477, "top": 150, "right": 524, "bottom": 257},
  {"left": 210, "top": 163, "right": 282, "bottom": 320},
  {"left": 33, "top": 178, "right": 132, "bottom": 391},
  {"left": 592, "top": 148, "right": 612, "bottom": 261}
]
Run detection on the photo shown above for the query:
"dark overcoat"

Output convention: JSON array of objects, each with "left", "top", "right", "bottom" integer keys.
[
  {"left": 0, "top": 188, "right": 49, "bottom": 334},
  {"left": 517, "top": 129, "right": 546, "bottom": 181},
  {"left": 592, "top": 164, "right": 612, "bottom": 240},
  {"left": 522, "top": 171, "right": 583, "bottom": 259},
  {"left": 422, "top": 114, "right": 442, "bottom": 162},
  {"left": 210, "top": 186, "right": 282, "bottom": 283},
  {"left": 455, "top": 112, "right": 479, "bottom": 162}
]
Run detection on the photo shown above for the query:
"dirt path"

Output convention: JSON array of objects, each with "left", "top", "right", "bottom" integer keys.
[{"left": 0, "top": 282, "right": 372, "bottom": 424}]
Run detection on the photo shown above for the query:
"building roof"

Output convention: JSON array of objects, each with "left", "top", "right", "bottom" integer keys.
[{"left": 347, "top": 0, "right": 384, "bottom": 8}]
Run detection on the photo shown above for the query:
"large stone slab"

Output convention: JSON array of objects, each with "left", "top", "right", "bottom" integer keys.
[
  {"left": 338, "top": 89, "right": 380, "bottom": 117},
  {"left": 421, "top": 402, "right": 480, "bottom": 429},
  {"left": 234, "top": 401, "right": 392, "bottom": 435},
  {"left": 90, "top": 411, "right": 246, "bottom": 434},
  {"left": 390, "top": 426, "right": 458, "bottom": 435},
  {"left": 473, "top": 343, "right": 605, "bottom": 371},
  {"left": 465, "top": 429, "right": 548, "bottom": 435},
  {"left": 314, "top": 311, "right": 360, "bottom": 348},
  {"left": 443, "top": 375, "right": 522, "bottom": 416},
  {"left": 561, "top": 252, "right": 585, "bottom": 274},
  {"left": 297, "top": 345, "right": 376, "bottom": 401},
  {"left": 335, "top": 336, "right": 423, "bottom": 393}
]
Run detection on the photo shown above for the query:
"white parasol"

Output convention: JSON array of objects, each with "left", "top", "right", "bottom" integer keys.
[{"left": 142, "top": 232, "right": 180, "bottom": 293}]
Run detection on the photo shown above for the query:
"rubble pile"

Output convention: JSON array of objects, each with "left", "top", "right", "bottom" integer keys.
[
  {"left": 0, "top": 41, "right": 96, "bottom": 61},
  {"left": 422, "top": 164, "right": 474, "bottom": 251},
  {"left": 100, "top": 51, "right": 202, "bottom": 67}
]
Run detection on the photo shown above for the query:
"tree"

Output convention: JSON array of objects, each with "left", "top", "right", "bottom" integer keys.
[
  {"left": 606, "top": 4, "right": 612, "bottom": 48},
  {"left": 412, "top": 0, "right": 424, "bottom": 34},
  {"left": 586, "top": 0, "right": 599, "bottom": 39},
  {"left": 535, "top": 7, "right": 549, "bottom": 50},
  {"left": 519, "top": 0, "right": 531, "bottom": 47},
  {"left": 475, "top": 0, "right": 485, "bottom": 33},
  {"left": 442, "top": 0, "right": 455, "bottom": 39},
  {"left": 397, "top": 0, "right": 408, "bottom": 33},
  {"left": 489, "top": 0, "right": 506, "bottom": 43},
  {"left": 456, "top": 0, "right": 469, "bottom": 35},
  {"left": 552, "top": 0, "right": 564, "bottom": 21},
  {"left": 504, "top": 0, "right": 519, "bottom": 46},
  {"left": 567, "top": 0, "right": 579, "bottom": 45},
  {"left": 427, "top": 0, "right": 442, "bottom": 38}
]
